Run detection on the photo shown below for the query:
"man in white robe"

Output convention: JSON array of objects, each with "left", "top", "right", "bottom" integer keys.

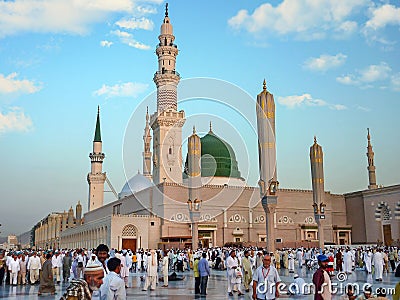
[
  {"left": 162, "top": 253, "right": 169, "bottom": 287},
  {"left": 288, "top": 250, "right": 295, "bottom": 273},
  {"left": 343, "top": 248, "right": 353, "bottom": 273},
  {"left": 28, "top": 252, "right": 41, "bottom": 284},
  {"left": 142, "top": 250, "right": 158, "bottom": 291},
  {"left": 364, "top": 249, "right": 372, "bottom": 273},
  {"left": 8, "top": 255, "right": 20, "bottom": 285},
  {"left": 226, "top": 250, "right": 243, "bottom": 296},
  {"left": 373, "top": 248, "right": 384, "bottom": 281}
]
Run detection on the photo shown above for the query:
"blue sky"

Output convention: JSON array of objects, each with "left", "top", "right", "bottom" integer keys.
[{"left": 0, "top": 0, "right": 399, "bottom": 236}]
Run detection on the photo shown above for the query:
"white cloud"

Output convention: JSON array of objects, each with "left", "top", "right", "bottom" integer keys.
[
  {"left": 116, "top": 17, "right": 154, "bottom": 30},
  {"left": 337, "top": 62, "right": 394, "bottom": 87},
  {"left": 391, "top": 73, "right": 400, "bottom": 91},
  {"left": 357, "top": 105, "right": 371, "bottom": 112},
  {"left": 278, "top": 94, "right": 327, "bottom": 108},
  {"left": 336, "top": 75, "right": 358, "bottom": 85},
  {"left": 278, "top": 93, "right": 346, "bottom": 111},
  {"left": 228, "top": 0, "right": 367, "bottom": 40},
  {"left": 93, "top": 82, "right": 148, "bottom": 98},
  {"left": 0, "top": 0, "right": 161, "bottom": 38},
  {"left": 0, "top": 107, "right": 33, "bottom": 133},
  {"left": 111, "top": 30, "right": 151, "bottom": 50},
  {"left": 365, "top": 4, "right": 400, "bottom": 30},
  {"left": 100, "top": 40, "right": 113, "bottom": 47},
  {"left": 330, "top": 104, "right": 347, "bottom": 110},
  {"left": 303, "top": 53, "right": 347, "bottom": 72},
  {"left": 359, "top": 62, "right": 391, "bottom": 82},
  {"left": 0, "top": 73, "right": 41, "bottom": 94}
]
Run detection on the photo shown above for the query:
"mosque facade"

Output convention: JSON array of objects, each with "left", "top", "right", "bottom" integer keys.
[{"left": 32, "top": 6, "right": 399, "bottom": 251}]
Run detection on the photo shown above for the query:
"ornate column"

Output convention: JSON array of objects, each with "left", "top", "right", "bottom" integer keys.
[{"left": 310, "top": 136, "right": 326, "bottom": 249}]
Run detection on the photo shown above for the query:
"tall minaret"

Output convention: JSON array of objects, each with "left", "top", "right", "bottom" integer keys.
[
  {"left": 87, "top": 106, "right": 106, "bottom": 211},
  {"left": 76, "top": 201, "right": 82, "bottom": 226},
  {"left": 256, "top": 79, "right": 278, "bottom": 252},
  {"left": 367, "top": 128, "right": 378, "bottom": 189},
  {"left": 187, "top": 126, "right": 202, "bottom": 250},
  {"left": 67, "top": 206, "right": 74, "bottom": 228},
  {"left": 150, "top": 3, "right": 185, "bottom": 185},
  {"left": 143, "top": 107, "right": 152, "bottom": 180},
  {"left": 310, "top": 136, "right": 325, "bottom": 249}
]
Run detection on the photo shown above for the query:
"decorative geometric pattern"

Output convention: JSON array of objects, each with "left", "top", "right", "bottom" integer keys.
[
  {"left": 122, "top": 224, "right": 138, "bottom": 237},
  {"left": 170, "top": 213, "right": 189, "bottom": 222},
  {"left": 395, "top": 201, "right": 400, "bottom": 220},
  {"left": 278, "top": 215, "right": 294, "bottom": 224},
  {"left": 254, "top": 215, "right": 265, "bottom": 224},
  {"left": 305, "top": 216, "right": 315, "bottom": 224},
  {"left": 374, "top": 201, "right": 392, "bottom": 221},
  {"left": 229, "top": 214, "right": 246, "bottom": 223},
  {"left": 157, "top": 88, "right": 177, "bottom": 111},
  {"left": 199, "top": 214, "right": 217, "bottom": 222}
]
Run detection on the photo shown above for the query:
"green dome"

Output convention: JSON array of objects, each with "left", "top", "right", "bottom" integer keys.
[{"left": 184, "top": 130, "right": 242, "bottom": 179}]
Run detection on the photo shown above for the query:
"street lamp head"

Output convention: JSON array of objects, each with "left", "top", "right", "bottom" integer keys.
[
  {"left": 312, "top": 203, "right": 318, "bottom": 214},
  {"left": 187, "top": 199, "right": 193, "bottom": 211},
  {"left": 320, "top": 202, "right": 326, "bottom": 214},
  {"left": 193, "top": 198, "right": 202, "bottom": 211},
  {"left": 269, "top": 180, "right": 279, "bottom": 195}
]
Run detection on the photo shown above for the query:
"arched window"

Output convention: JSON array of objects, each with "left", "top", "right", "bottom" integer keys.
[{"left": 122, "top": 224, "right": 138, "bottom": 237}]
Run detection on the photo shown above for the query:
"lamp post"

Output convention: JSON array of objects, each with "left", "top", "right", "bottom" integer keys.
[
  {"left": 313, "top": 202, "right": 326, "bottom": 248},
  {"left": 187, "top": 198, "right": 201, "bottom": 250}
]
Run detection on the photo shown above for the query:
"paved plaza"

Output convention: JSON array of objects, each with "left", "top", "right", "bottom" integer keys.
[{"left": 0, "top": 267, "right": 399, "bottom": 299}]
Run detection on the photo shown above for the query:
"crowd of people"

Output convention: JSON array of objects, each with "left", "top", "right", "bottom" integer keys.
[{"left": 0, "top": 244, "right": 399, "bottom": 299}]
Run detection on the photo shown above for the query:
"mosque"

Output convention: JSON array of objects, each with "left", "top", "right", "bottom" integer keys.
[{"left": 32, "top": 5, "right": 400, "bottom": 251}]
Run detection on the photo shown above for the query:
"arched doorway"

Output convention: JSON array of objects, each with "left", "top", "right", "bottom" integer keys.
[
  {"left": 375, "top": 202, "right": 392, "bottom": 246},
  {"left": 121, "top": 224, "right": 138, "bottom": 250}
]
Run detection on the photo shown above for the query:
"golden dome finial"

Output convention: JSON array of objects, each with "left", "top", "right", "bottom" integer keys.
[
  {"left": 193, "top": 125, "right": 196, "bottom": 134},
  {"left": 263, "top": 79, "right": 266, "bottom": 91},
  {"left": 314, "top": 135, "right": 317, "bottom": 144}
]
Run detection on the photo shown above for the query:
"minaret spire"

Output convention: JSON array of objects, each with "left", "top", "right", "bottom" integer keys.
[
  {"left": 165, "top": 2, "right": 168, "bottom": 17},
  {"left": 143, "top": 107, "right": 152, "bottom": 180},
  {"left": 94, "top": 105, "right": 101, "bottom": 142},
  {"left": 367, "top": 128, "right": 377, "bottom": 189},
  {"left": 87, "top": 107, "right": 106, "bottom": 211}
]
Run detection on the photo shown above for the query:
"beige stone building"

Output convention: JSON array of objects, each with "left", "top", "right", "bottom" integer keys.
[{"left": 31, "top": 5, "right": 397, "bottom": 251}]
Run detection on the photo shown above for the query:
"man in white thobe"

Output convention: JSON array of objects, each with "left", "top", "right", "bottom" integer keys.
[
  {"left": 364, "top": 249, "right": 372, "bottom": 274},
  {"left": 162, "top": 254, "right": 169, "bottom": 287},
  {"left": 373, "top": 248, "right": 384, "bottom": 281},
  {"left": 142, "top": 250, "right": 158, "bottom": 291},
  {"left": 28, "top": 252, "right": 41, "bottom": 284},
  {"left": 343, "top": 249, "right": 353, "bottom": 273},
  {"left": 226, "top": 250, "right": 243, "bottom": 296},
  {"left": 51, "top": 251, "right": 63, "bottom": 283},
  {"left": 288, "top": 250, "right": 295, "bottom": 273},
  {"left": 8, "top": 255, "right": 20, "bottom": 285}
]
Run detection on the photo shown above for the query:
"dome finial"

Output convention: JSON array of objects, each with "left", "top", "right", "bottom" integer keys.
[
  {"left": 209, "top": 121, "right": 213, "bottom": 133},
  {"left": 165, "top": 2, "right": 168, "bottom": 17},
  {"left": 367, "top": 128, "right": 370, "bottom": 141},
  {"left": 314, "top": 135, "right": 317, "bottom": 144},
  {"left": 193, "top": 125, "right": 196, "bottom": 134},
  {"left": 263, "top": 79, "right": 266, "bottom": 91}
]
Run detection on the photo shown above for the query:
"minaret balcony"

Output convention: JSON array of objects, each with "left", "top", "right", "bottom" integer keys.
[
  {"left": 89, "top": 152, "right": 105, "bottom": 162},
  {"left": 155, "top": 69, "right": 180, "bottom": 76},
  {"left": 157, "top": 42, "right": 178, "bottom": 49}
]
